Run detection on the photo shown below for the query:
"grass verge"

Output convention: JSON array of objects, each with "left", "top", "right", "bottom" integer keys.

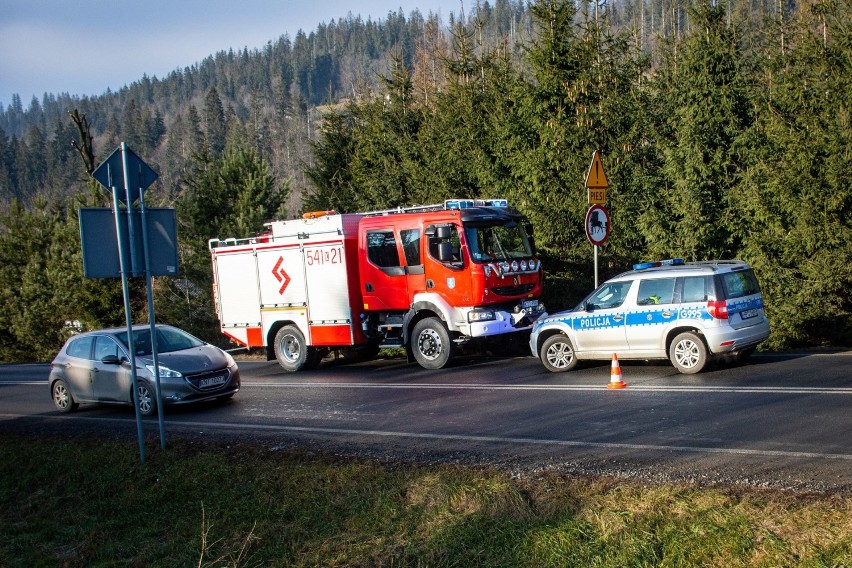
[{"left": 1, "top": 433, "right": 851, "bottom": 567}]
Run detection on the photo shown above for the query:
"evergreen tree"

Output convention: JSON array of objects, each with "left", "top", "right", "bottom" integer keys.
[
  {"left": 303, "top": 109, "right": 359, "bottom": 213},
  {"left": 203, "top": 87, "right": 227, "bottom": 157},
  {"left": 733, "top": 0, "right": 852, "bottom": 347},
  {"left": 650, "top": 2, "right": 752, "bottom": 261}
]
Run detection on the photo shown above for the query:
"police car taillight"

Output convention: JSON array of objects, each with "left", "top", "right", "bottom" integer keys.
[{"left": 707, "top": 300, "right": 728, "bottom": 319}]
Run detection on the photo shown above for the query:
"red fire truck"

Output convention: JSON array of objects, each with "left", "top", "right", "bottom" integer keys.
[{"left": 208, "top": 199, "right": 545, "bottom": 371}]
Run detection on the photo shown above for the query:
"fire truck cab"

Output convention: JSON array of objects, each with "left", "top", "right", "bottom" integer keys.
[{"left": 209, "top": 199, "right": 545, "bottom": 371}]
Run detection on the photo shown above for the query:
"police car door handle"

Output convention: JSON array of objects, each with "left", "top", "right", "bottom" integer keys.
[
  {"left": 612, "top": 314, "right": 624, "bottom": 322},
  {"left": 662, "top": 310, "right": 674, "bottom": 318}
]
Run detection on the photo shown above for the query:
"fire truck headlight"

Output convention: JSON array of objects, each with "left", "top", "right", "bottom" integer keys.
[{"left": 468, "top": 309, "right": 496, "bottom": 323}]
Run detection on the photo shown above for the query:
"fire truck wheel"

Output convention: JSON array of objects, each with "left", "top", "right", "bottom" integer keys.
[
  {"left": 274, "top": 325, "right": 310, "bottom": 372},
  {"left": 412, "top": 317, "right": 455, "bottom": 370}
]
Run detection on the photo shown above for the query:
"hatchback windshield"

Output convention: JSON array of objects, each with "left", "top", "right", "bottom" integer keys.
[
  {"left": 464, "top": 222, "right": 533, "bottom": 262},
  {"left": 116, "top": 327, "right": 204, "bottom": 356}
]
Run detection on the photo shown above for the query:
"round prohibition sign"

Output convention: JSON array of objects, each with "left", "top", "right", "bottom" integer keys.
[{"left": 585, "top": 204, "right": 611, "bottom": 246}]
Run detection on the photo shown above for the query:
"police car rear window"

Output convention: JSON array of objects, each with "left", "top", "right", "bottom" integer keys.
[
  {"left": 682, "top": 276, "right": 712, "bottom": 303},
  {"left": 720, "top": 269, "right": 761, "bottom": 299}
]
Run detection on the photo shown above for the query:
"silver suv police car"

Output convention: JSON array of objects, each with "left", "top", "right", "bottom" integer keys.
[{"left": 530, "top": 259, "right": 770, "bottom": 374}]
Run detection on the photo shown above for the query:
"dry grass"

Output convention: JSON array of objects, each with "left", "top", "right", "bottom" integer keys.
[{"left": 1, "top": 434, "right": 851, "bottom": 566}]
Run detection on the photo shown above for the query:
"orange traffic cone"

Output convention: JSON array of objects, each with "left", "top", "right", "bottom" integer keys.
[{"left": 607, "top": 354, "right": 627, "bottom": 389}]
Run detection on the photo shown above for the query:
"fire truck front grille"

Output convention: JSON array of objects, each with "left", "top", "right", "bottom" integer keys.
[{"left": 490, "top": 284, "right": 535, "bottom": 296}]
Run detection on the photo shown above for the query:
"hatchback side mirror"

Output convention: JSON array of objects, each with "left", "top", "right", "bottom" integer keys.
[{"left": 101, "top": 354, "right": 123, "bottom": 365}]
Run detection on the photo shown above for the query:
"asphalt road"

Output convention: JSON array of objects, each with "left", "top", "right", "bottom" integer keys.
[{"left": 2, "top": 350, "right": 852, "bottom": 492}]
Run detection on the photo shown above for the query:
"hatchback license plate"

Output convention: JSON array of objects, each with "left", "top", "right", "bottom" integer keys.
[
  {"left": 199, "top": 375, "right": 227, "bottom": 388},
  {"left": 740, "top": 309, "right": 758, "bottom": 320}
]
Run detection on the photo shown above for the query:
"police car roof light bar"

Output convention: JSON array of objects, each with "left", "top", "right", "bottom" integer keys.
[{"left": 632, "top": 258, "right": 684, "bottom": 271}]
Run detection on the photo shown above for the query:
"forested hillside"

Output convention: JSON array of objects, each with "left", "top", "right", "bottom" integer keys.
[{"left": 0, "top": 0, "right": 849, "bottom": 361}]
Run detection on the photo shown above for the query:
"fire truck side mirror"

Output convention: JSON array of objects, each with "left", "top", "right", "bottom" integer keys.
[
  {"left": 437, "top": 242, "right": 454, "bottom": 262},
  {"left": 435, "top": 226, "right": 452, "bottom": 239}
]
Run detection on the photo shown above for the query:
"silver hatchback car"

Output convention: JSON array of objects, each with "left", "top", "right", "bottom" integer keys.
[
  {"left": 50, "top": 324, "right": 240, "bottom": 415},
  {"left": 530, "top": 259, "right": 770, "bottom": 374}
]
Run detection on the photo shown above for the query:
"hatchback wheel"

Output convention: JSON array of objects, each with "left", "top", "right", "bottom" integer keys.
[
  {"left": 136, "top": 383, "right": 157, "bottom": 416},
  {"left": 669, "top": 332, "right": 708, "bottom": 374},
  {"left": 540, "top": 334, "right": 578, "bottom": 373},
  {"left": 52, "top": 379, "right": 78, "bottom": 413}
]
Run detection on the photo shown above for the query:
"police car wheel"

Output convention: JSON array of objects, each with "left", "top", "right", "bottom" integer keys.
[
  {"left": 540, "top": 334, "right": 577, "bottom": 373},
  {"left": 412, "top": 317, "right": 455, "bottom": 370},
  {"left": 669, "top": 332, "right": 708, "bottom": 374}
]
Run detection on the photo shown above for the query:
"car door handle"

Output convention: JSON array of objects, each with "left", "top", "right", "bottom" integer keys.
[
  {"left": 612, "top": 315, "right": 624, "bottom": 322},
  {"left": 662, "top": 311, "right": 674, "bottom": 318}
]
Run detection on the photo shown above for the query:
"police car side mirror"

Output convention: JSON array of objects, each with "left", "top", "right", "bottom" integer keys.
[{"left": 584, "top": 301, "right": 594, "bottom": 312}]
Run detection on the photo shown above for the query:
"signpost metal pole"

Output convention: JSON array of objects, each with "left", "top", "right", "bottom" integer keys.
[
  {"left": 109, "top": 175, "right": 146, "bottom": 464},
  {"left": 120, "top": 143, "right": 139, "bottom": 276},
  {"left": 89, "top": 142, "right": 168, "bottom": 463},
  {"left": 139, "top": 189, "right": 166, "bottom": 449},
  {"left": 594, "top": 245, "right": 599, "bottom": 288}
]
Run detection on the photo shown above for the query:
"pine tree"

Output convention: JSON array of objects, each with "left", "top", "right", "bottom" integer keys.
[
  {"left": 733, "top": 0, "right": 852, "bottom": 347},
  {"left": 203, "top": 87, "right": 227, "bottom": 157},
  {"left": 651, "top": 2, "right": 751, "bottom": 260}
]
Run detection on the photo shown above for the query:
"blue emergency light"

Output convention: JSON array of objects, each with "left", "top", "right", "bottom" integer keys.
[
  {"left": 444, "top": 198, "right": 509, "bottom": 210},
  {"left": 633, "top": 258, "right": 685, "bottom": 270}
]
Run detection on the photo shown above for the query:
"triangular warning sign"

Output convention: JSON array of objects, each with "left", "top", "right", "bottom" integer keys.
[{"left": 585, "top": 151, "right": 609, "bottom": 189}]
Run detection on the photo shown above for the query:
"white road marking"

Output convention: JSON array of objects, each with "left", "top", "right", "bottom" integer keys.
[{"left": 244, "top": 382, "right": 852, "bottom": 395}]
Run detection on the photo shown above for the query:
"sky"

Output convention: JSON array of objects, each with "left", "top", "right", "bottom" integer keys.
[{"left": 0, "top": 0, "right": 458, "bottom": 109}]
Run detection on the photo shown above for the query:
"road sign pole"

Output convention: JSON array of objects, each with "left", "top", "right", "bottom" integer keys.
[
  {"left": 121, "top": 143, "right": 139, "bottom": 275},
  {"left": 594, "top": 245, "right": 599, "bottom": 288},
  {"left": 111, "top": 185, "right": 146, "bottom": 464},
  {"left": 139, "top": 191, "right": 166, "bottom": 449}
]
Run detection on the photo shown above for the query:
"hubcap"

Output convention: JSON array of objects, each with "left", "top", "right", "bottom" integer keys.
[
  {"left": 279, "top": 334, "right": 301, "bottom": 363},
  {"left": 675, "top": 339, "right": 700, "bottom": 368},
  {"left": 138, "top": 386, "right": 153, "bottom": 413},
  {"left": 54, "top": 384, "right": 69, "bottom": 408},
  {"left": 546, "top": 342, "right": 574, "bottom": 369},
  {"left": 417, "top": 328, "right": 442, "bottom": 360}
]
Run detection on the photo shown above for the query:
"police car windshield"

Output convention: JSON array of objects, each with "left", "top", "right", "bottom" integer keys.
[{"left": 464, "top": 222, "right": 533, "bottom": 263}]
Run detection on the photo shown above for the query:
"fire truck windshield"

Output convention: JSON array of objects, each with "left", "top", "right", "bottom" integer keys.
[{"left": 464, "top": 222, "right": 533, "bottom": 263}]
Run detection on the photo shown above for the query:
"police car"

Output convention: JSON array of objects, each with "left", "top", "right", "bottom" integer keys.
[{"left": 529, "top": 259, "right": 770, "bottom": 374}]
